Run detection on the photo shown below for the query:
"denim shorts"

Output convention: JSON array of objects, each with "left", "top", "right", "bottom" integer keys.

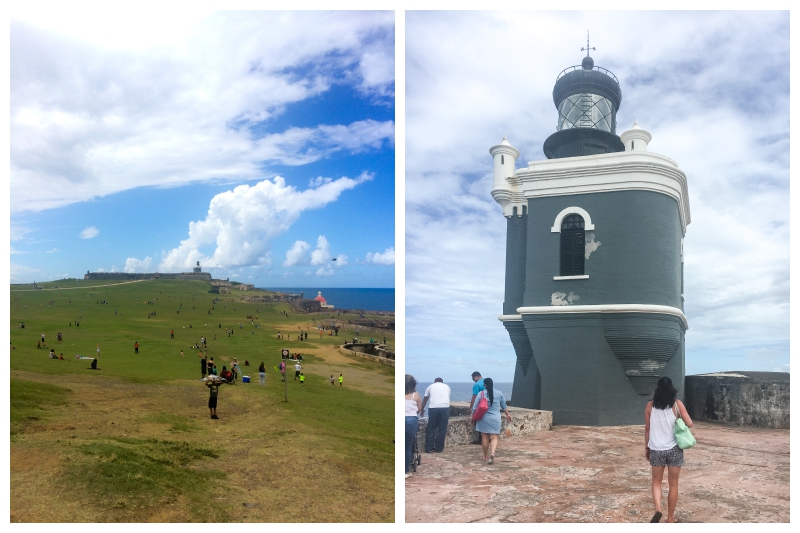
[{"left": 649, "top": 445, "right": 684, "bottom": 467}]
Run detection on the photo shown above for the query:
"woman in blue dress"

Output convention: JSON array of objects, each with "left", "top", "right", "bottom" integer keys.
[{"left": 472, "top": 378, "right": 512, "bottom": 464}]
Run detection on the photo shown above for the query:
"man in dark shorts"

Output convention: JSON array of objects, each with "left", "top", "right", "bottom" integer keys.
[
  {"left": 207, "top": 381, "right": 220, "bottom": 419},
  {"left": 201, "top": 355, "right": 207, "bottom": 379}
]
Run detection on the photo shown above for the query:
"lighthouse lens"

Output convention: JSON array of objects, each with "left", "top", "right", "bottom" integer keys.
[{"left": 557, "top": 94, "right": 614, "bottom": 133}]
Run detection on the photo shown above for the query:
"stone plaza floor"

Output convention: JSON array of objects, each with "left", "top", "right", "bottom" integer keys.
[{"left": 405, "top": 421, "right": 789, "bottom": 523}]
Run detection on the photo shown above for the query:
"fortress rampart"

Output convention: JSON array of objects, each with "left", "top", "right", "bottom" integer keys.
[{"left": 83, "top": 272, "right": 212, "bottom": 281}]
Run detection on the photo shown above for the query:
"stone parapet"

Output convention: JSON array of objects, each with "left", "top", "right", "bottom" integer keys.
[
  {"left": 684, "top": 372, "right": 789, "bottom": 429},
  {"left": 417, "top": 402, "right": 552, "bottom": 448},
  {"left": 339, "top": 344, "right": 395, "bottom": 367}
]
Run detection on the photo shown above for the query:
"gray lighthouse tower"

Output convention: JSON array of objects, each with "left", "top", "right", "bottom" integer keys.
[{"left": 491, "top": 49, "right": 690, "bottom": 425}]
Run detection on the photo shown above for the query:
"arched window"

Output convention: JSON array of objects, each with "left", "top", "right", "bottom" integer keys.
[{"left": 560, "top": 214, "right": 585, "bottom": 276}]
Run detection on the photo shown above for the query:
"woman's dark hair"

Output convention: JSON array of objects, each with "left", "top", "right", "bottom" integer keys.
[
  {"left": 405, "top": 374, "right": 417, "bottom": 395},
  {"left": 484, "top": 377, "right": 494, "bottom": 406},
  {"left": 652, "top": 376, "right": 678, "bottom": 410}
]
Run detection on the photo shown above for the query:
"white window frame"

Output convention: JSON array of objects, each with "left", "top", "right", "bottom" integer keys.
[{"left": 550, "top": 206, "right": 595, "bottom": 233}]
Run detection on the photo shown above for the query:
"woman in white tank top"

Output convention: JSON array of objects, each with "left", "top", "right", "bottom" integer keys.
[
  {"left": 405, "top": 375, "right": 422, "bottom": 478},
  {"left": 644, "top": 376, "right": 693, "bottom": 523}
]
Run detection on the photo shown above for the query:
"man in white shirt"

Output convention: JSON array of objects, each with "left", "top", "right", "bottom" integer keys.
[
  {"left": 294, "top": 362, "right": 302, "bottom": 380},
  {"left": 421, "top": 378, "right": 451, "bottom": 453}
]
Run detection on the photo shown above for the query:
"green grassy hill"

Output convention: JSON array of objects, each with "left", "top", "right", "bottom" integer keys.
[{"left": 10, "top": 279, "right": 394, "bottom": 522}]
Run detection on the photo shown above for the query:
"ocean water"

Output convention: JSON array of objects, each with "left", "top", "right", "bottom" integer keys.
[
  {"left": 414, "top": 381, "right": 513, "bottom": 416},
  {"left": 259, "top": 287, "right": 394, "bottom": 312}
]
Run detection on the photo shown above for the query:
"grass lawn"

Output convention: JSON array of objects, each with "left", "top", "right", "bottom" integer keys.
[{"left": 10, "top": 279, "right": 394, "bottom": 522}]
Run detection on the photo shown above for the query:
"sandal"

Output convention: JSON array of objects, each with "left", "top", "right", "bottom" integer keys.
[
  {"left": 481, "top": 455, "right": 487, "bottom": 461},
  {"left": 488, "top": 454, "right": 494, "bottom": 464},
  {"left": 650, "top": 511, "right": 662, "bottom": 523}
]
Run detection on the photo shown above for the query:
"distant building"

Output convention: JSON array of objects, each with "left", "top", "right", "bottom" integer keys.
[
  {"left": 315, "top": 291, "right": 334, "bottom": 309},
  {"left": 84, "top": 261, "right": 211, "bottom": 281}
]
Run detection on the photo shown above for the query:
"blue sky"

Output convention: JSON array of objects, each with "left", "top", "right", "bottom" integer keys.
[
  {"left": 405, "top": 11, "right": 790, "bottom": 382},
  {"left": 10, "top": 10, "right": 395, "bottom": 288}
]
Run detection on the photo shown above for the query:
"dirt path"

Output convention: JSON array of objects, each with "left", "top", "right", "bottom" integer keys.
[{"left": 11, "top": 279, "right": 148, "bottom": 291}]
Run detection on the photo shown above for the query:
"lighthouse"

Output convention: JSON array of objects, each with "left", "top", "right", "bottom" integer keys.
[{"left": 491, "top": 46, "right": 690, "bottom": 425}]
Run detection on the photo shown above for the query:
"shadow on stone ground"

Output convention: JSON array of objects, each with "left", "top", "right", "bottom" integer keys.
[{"left": 405, "top": 422, "right": 789, "bottom": 523}]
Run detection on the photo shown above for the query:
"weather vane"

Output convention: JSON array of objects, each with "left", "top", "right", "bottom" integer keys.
[{"left": 581, "top": 31, "right": 595, "bottom": 57}]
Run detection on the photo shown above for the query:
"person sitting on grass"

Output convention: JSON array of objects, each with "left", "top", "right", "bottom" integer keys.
[{"left": 91, "top": 358, "right": 99, "bottom": 370}]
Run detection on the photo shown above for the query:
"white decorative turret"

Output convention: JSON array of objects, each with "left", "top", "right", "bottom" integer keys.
[
  {"left": 620, "top": 119, "right": 652, "bottom": 152},
  {"left": 489, "top": 135, "right": 520, "bottom": 214}
]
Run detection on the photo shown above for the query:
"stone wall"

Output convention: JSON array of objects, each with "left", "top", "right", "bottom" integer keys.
[
  {"left": 84, "top": 272, "right": 212, "bottom": 281},
  {"left": 416, "top": 402, "right": 552, "bottom": 449},
  {"left": 339, "top": 343, "right": 395, "bottom": 367},
  {"left": 684, "top": 372, "right": 789, "bottom": 429}
]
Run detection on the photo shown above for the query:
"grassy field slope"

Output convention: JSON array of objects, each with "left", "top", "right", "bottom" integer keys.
[{"left": 10, "top": 279, "right": 394, "bottom": 522}]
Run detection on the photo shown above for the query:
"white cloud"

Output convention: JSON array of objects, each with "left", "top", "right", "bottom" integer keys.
[
  {"left": 159, "top": 173, "right": 370, "bottom": 271},
  {"left": 10, "top": 11, "right": 394, "bottom": 213},
  {"left": 365, "top": 247, "right": 394, "bottom": 265},
  {"left": 316, "top": 267, "right": 334, "bottom": 276},
  {"left": 405, "top": 11, "right": 789, "bottom": 380},
  {"left": 334, "top": 254, "right": 348, "bottom": 267},
  {"left": 10, "top": 263, "right": 40, "bottom": 283},
  {"left": 310, "top": 236, "right": 332, "bottom": 265},
  {"left": 283, "top": 241, "right": 310, "bottom": 267},
  {"left": 80, "top": 226, "right": 99, "bottom": 239},
  {"left": 124, "top": 256, "right": 152, "bottom": 273}
]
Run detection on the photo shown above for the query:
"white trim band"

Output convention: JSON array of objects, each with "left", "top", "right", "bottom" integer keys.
[
  {"left": 516, "top": 304, "right": 688, "bottom": 329},
  {"left": 498, "top": 314, "right": 522, "bottom": 322},
  {"left": 553, "top": 275, "right": 589, "bottom": 280}
]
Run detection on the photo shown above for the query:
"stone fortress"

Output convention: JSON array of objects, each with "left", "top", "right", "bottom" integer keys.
[
  {"left": 491, "top": 49, "right": 689, "bottom": 425},
  {"left": 84, "top": 261, "right": 212, "bottom": 282}
]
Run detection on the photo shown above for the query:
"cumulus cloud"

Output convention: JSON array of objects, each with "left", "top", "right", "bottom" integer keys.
[
  {"left": 283, "top": 241, "right": 310, "bottom": 267},
  {"left": 310, "top": 236, "right": 332, "bottom": 265},
  {"left": 124, "top": 256, "right": 152, "bottom": 273},
  {"left": 405, "top": 12, "right": 789, "bottom": 380},
  {"left": 80, "top": 226, "right": 99, "bottom": 239},
  {"left": 159, "top": 173, "right": 370, "bottom": 271},
  {"left": 10, "top": 11, "right": 394, "bottom": 213},
  {"left": 365, "top": 247, "right": 394, "bottom": 265}
]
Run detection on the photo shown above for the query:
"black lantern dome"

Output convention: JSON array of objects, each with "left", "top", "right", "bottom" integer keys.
[{"left": 543, "top": 50, "right": 625, "bottom": 159}]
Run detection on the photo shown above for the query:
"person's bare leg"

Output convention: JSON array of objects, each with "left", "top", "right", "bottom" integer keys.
[
  {"left": 489, "top": 434, "right": 499, "bottom": 456},
  {"left": 481, "top": 432, "right": 489, "bottom": 459},
  {"left": 651, "top": 465, "right": 665, "bottom": 518},
  {"left": 666, "top": 466, "right": 680, "bottom": 522}
]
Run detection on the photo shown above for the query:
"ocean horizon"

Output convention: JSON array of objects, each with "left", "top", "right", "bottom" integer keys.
[{"left": 259, "top": 287, "right": 394, "bottom": 312}]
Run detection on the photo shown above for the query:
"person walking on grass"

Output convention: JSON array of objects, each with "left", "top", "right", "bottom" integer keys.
[
  {"left": 134, "top": 341, "right": 139, "bottom": 354},
  {"left": 338, "top": 374, "right": 343, "bottom": 388},
  {"left": 259, "top": 362, "right": 266, "bottom": 386},
  {"left": 472, "top": 378, "right": 511, "bottom": 464},
  {"left": 645, "top": 376, "right": 693, "bottom": 523},
  {"left": 294, "top": 362, "right": 302, "bottom": 380},
  {"left": 299, "top": 373, "right": 305, "bottom": 385},
  {"left": 207, "top": 380, "right": 220, "bottom": 419}
]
